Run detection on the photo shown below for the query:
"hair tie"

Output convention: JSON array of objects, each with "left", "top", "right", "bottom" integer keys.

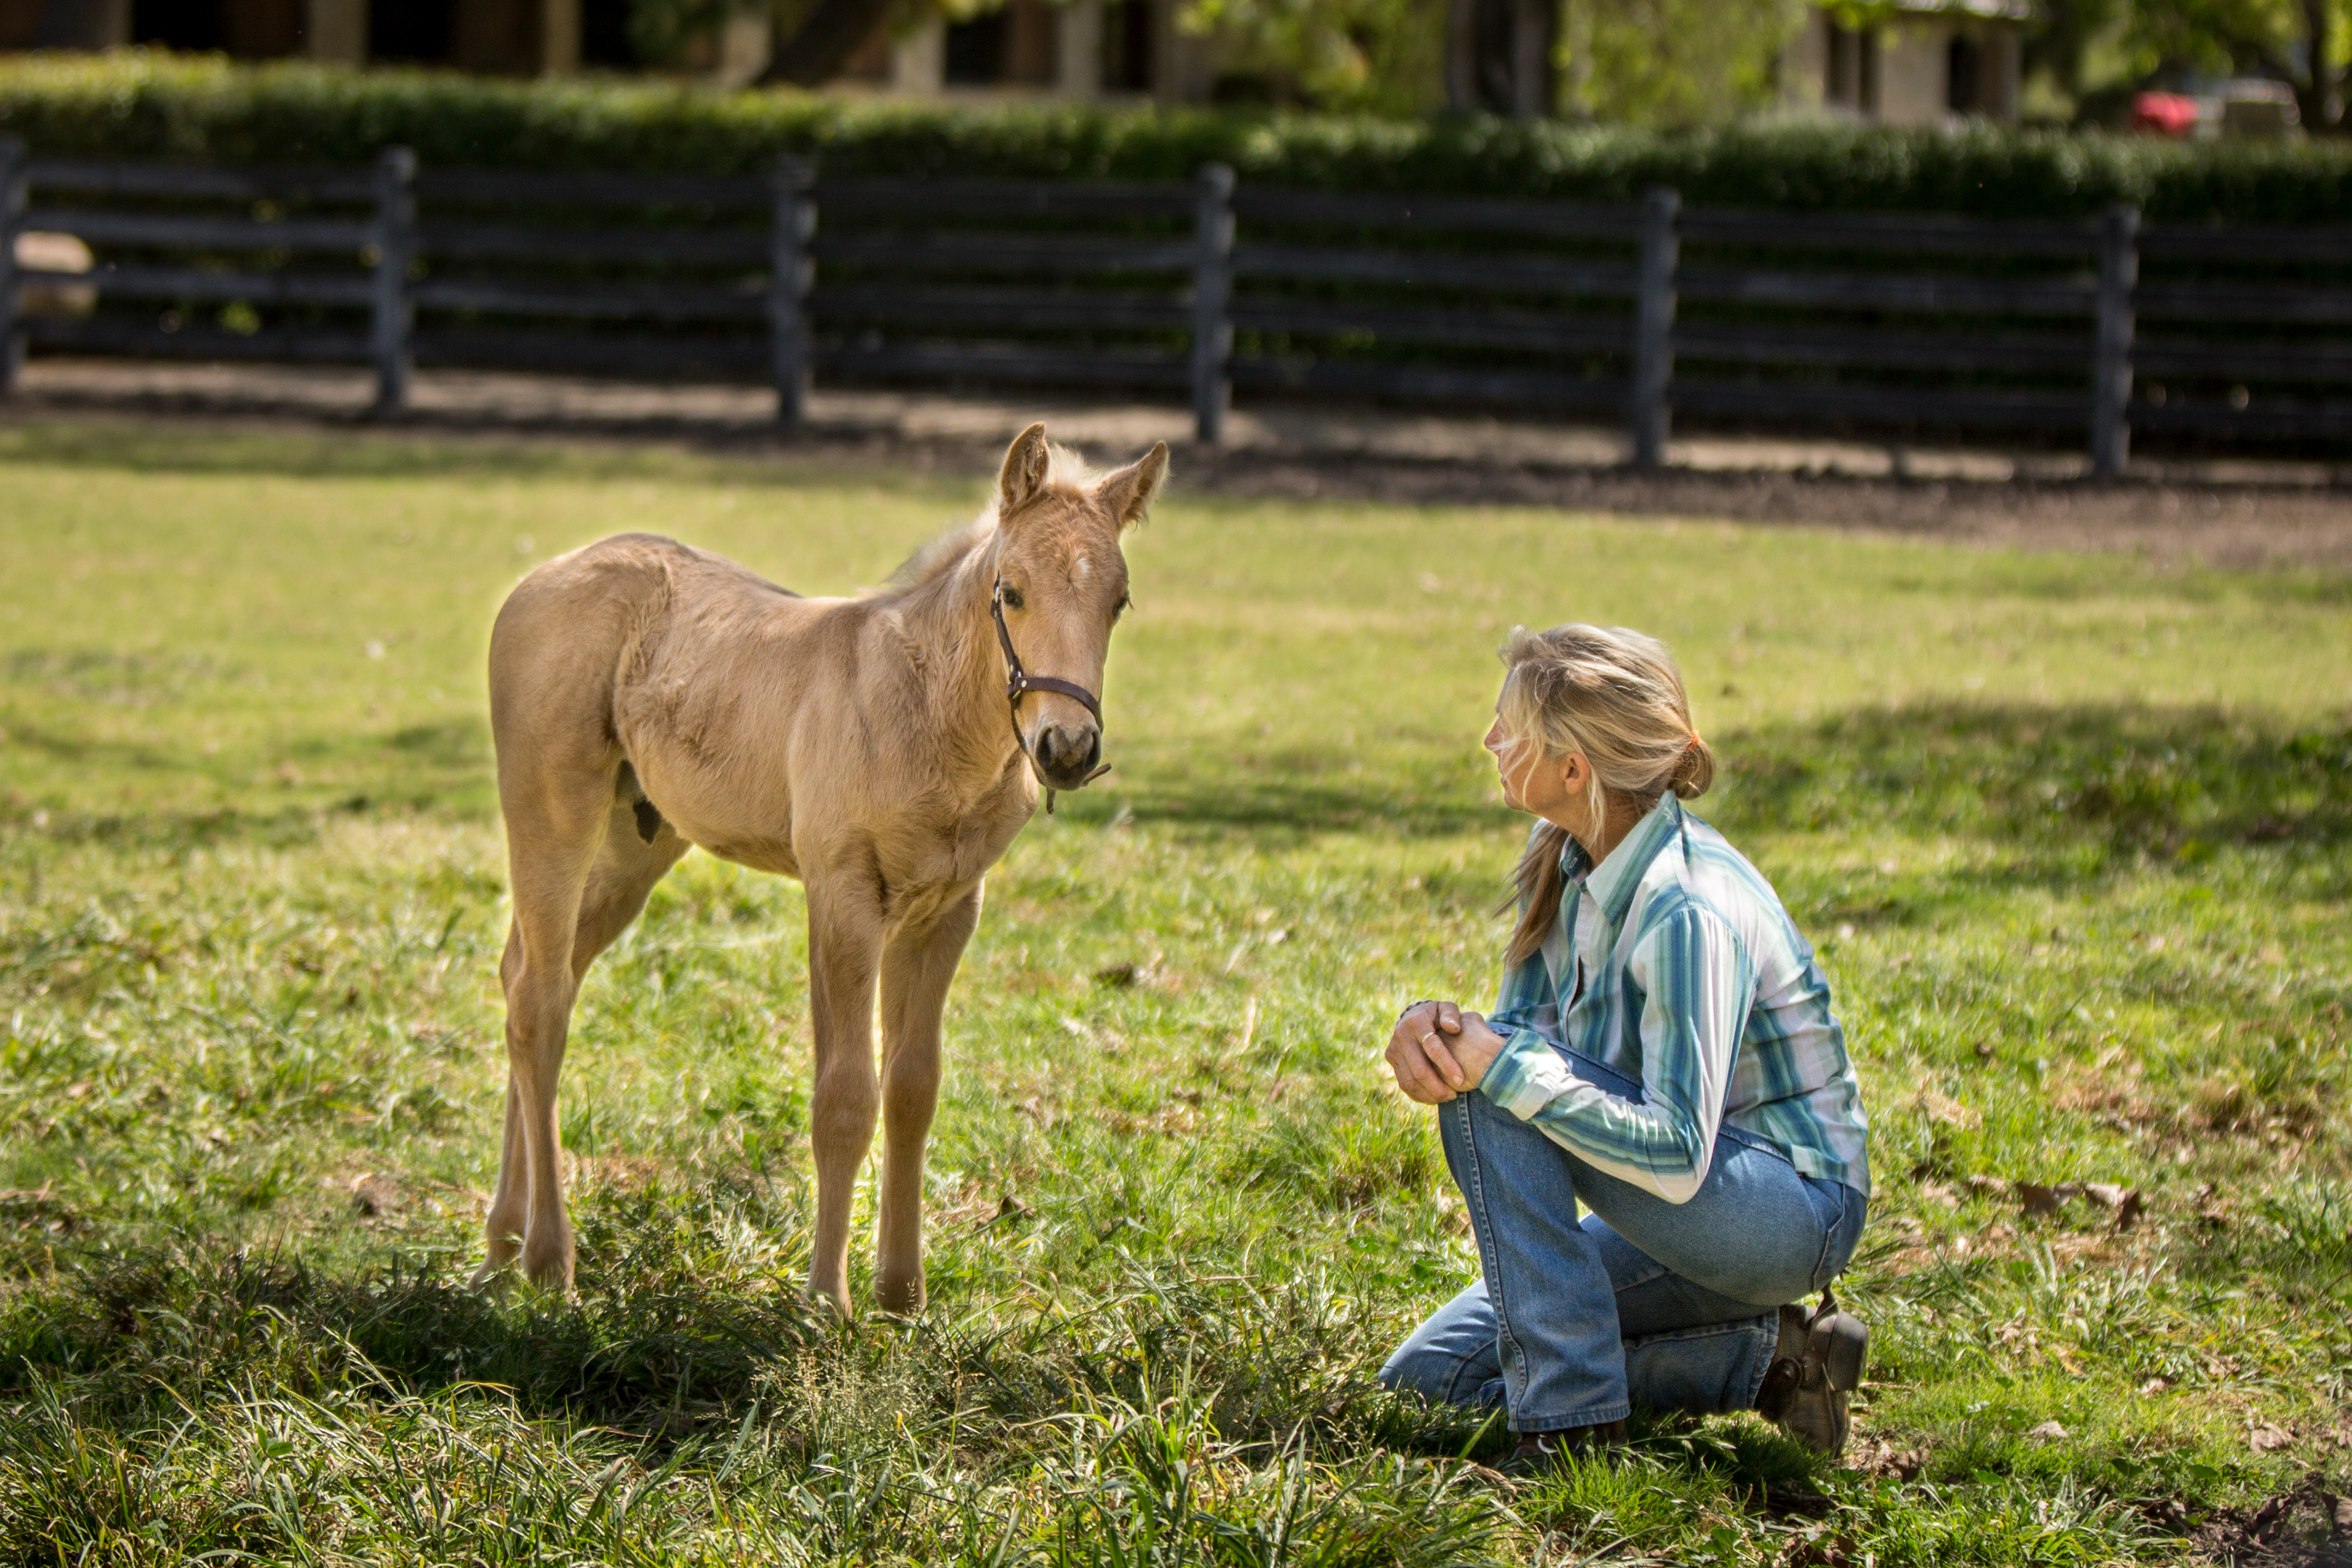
[{"left": 1685, "top": 732, "right": 1703, "bottom": 750}]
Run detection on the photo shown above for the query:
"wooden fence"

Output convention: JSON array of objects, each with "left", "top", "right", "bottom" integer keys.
[{"left": 2, "top": 138, "right": 2348, "bottom": 471}]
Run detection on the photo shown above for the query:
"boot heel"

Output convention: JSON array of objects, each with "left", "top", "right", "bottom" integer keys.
[{"left": 1824, "top": 1315, "right": 1868, "bottom": 1391}]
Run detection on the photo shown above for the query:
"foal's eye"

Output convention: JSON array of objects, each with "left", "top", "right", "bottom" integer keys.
[
  {"left": 1112, "top": 592, "right": 1132, "bottom": 623},
  {"left": 1001, "top": 586, "right": 1025, "bottom": 611}
]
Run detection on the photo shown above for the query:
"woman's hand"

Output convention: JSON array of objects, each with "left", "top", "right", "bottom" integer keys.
[
  {"left": 1386, "top": 1003, "right": 1511, "bottom": 1104},
  {"left": 1387, "top": 1001, "right": 1464, "bottom": 1103},
  {"left": 1448, "top": 1012, "right": 1507, "bottom": 1087}
]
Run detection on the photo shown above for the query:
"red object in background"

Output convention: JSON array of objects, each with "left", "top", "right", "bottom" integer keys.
[{"left": 2132, "top": 92, "right": 2201, "bottom": 136}]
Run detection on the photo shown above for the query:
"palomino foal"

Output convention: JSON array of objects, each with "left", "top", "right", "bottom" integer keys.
[{"left": 477, "top": 424, "right": 1165, "bottom": 1312}]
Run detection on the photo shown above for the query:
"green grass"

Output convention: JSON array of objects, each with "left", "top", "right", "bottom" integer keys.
[{"left": 1, "top": 416, "right": 2348, "bottom": 1565}]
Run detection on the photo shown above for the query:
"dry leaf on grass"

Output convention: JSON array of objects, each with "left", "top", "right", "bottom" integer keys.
[
  {"left": 1775, "top": 1530, "right": 1856, "bottom": 1567},
  {"left": 349, "top": 1174, "right": 402, "bottom": 1217},
  {"left": 2027, "top": 1421, "right": 2070, "bottom": 1440},
  {"left": 1913, "top": 1086, "right": 1981, "bottom": 1129},
  {"left": 2017, "top": 1183, "right": 2065, "bottom": 1217},
  {"left": 2250, "top": 1423, "right": 2296, "bottom": 1452}
]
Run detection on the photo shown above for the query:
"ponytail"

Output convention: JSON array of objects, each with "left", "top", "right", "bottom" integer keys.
[{"left": 1668, "top": 734, "right": 1715, "bottom": 799}]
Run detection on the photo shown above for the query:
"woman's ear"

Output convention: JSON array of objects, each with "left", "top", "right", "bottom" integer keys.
[{"left": 1555, "top": 752, "right": 1596, "bottom": 819}]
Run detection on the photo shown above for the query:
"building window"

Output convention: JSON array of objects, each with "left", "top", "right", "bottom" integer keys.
[
  {"left": 1946, "top": 35, "right": 1984, "bottom": 113},
  {"left": 1102, "top": 0, "right": 1153, "bottom": 91},
  {"left": 581, "top": 0, "right": 635, "bottom": 65},
  {"left": 943, "top": 9, "right": 1007, "bottom": 82},
  {"left": 133, "top": 0, "right": 304, "bottom": 56},
  {"left": 370, "top": 0, "right": 455, "bottom": 63},
  {"left": 131, "top": 0, "right": 225, "bottom": 50},
  {"left": 1824, "top": 16, "right": 1878, "bottom": 115},
  {"left": 943, "top": 0, "right": 1057, "bottom": 85}
]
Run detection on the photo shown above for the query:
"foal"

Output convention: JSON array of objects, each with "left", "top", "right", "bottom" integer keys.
[{"left": 477, "top": 424, "right": 1166, "bottom": 1312}]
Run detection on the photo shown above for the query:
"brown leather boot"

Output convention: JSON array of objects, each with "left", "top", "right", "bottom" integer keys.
[
  {"left": 1755, "top": 1288, "right": 1869, "bottom": 1458},
  {"left": 1501, "top": 1418, "right": 1628, "bottom": 1475}
]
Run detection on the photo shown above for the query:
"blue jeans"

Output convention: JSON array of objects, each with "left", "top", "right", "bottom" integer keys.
[{"left": 1379, "top": 1043, "right": 1867, "bottom": 1432}]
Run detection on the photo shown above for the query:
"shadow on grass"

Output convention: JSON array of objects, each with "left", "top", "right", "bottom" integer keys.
[
  {"left": 14, "top": 699, "right": 2347, "bottom": 872},
  {"left": 0, "top": 416, "right": 978, "bottom": 494},
  {"left": 1098, "top": 700, "right": 2352, "bottom": 861},
  {"left": 1709, "top": 700, "right": 2352, "bottom": 856},
  {"left": 2, "top": 714, "right": 498, "bottom": 846}
]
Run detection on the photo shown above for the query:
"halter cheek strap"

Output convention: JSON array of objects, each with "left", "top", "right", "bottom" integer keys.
[{"left": 993, "top": 581, "right": 1113, "bottom": 813}]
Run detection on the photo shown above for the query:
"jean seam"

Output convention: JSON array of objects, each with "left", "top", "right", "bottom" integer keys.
[
  {"left": 1743, "top": 1317, "right": 1779, "bottom": 1410},
  {"left": 1434, "top": 1351, "right": 1494, "bottom": 1404},
  {"left": 1454, "top": 1096, "right": 1533, "bottom": 1410},
  {"left": 1807, "top": 1182, "right": 1849, "bottom": 1293}
]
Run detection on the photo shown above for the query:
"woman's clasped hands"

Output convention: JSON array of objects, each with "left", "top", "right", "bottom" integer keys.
[{"left": 1385, "top": 1000, "right": 1509, "bottom": 1104}]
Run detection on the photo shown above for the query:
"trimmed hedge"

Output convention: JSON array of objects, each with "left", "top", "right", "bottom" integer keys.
[{"left": 2, "top": 53, "right": 2350, "bottom": 223}]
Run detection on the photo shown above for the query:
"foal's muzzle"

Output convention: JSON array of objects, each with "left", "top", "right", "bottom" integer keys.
[{"left": 1031, "top": 721, "right": 1104, "bottom": 792}]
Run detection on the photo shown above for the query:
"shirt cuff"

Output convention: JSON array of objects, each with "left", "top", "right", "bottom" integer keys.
[{"left": 1477, "top": 1027, "right": 1572, "bottom": 1120}]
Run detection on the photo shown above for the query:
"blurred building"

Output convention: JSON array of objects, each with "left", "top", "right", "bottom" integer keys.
[
  {"left": 0, "top": 0, "right": 1209, "bottom": 99},
  {"left": 1779, "top": 0, "right": 2031, "bottom": 125}
]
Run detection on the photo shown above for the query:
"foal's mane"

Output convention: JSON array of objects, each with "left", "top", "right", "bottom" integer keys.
[{"left": 874, "top": 444, "right": 1107, "bottom": 603}]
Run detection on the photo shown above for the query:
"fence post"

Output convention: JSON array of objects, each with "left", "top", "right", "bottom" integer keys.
[
  {"left": 371, "top": 145, "right": 416, "bottom": 416},
  {"left": 1191, "top": 163, "right": 1234, "bottom": 446},
  {"left": 2090, "top": 202, "right": 2138, "bottom": 479},
  {"left": 0, "top": 138, "right": 26, "bottom": 396},
  {"left": 1629, "top": 185, "right": 1679, "bottom": 471},
  {"left": 770, "top": 155, "right": 815, "bottom": 427}
]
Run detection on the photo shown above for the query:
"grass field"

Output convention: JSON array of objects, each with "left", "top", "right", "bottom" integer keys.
[{"left": 2, "top": 416, "right": 2349, "bottom": 1566}]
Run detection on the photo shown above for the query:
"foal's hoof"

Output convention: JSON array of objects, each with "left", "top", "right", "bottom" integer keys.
[
  {"left": 519, "top": 1226, "right": 575, "bottom": 1295},
  {"left": 874, "top": 1273, "right": 926, "bottom": 1317},
  {"left": 466, "top": 1257, "right": 515, "bottom": 1295},
  {"left": 805, "top": 1280, "right": 855, "bottom": 1324}
]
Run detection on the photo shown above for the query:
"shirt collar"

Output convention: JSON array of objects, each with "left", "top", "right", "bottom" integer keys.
[{"left": 1564, "top": 794, "right": 1684, "bottom": 934}]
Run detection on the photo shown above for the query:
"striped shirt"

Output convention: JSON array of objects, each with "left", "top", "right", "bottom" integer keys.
[{"left": 1475, "top": 795, "right": 1870, "bottom": 1203}]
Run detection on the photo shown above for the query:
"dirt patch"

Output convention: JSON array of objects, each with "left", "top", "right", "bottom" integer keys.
[
  {"left": 2188, "top": 1471, "right": 2352, "bottom": 1567},
  {"left": 1177, "top": 446, "right": 2352, "bottom": 573},
  {"left": 9, "top": 360, "right": 2352, "bottom": 573}
]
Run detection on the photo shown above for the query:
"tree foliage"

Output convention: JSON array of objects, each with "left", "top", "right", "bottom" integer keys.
[
  {"left": 1561, "top": 0, "right": 1805, "bottom": 122},
  {"left": 1178, "top": 0, "right": 1449, "bottom": 111}
]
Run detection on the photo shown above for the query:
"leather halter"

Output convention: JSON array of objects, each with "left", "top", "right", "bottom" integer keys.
[{"left": 993, "top": 580, "right": 1111, "bottom": 811}]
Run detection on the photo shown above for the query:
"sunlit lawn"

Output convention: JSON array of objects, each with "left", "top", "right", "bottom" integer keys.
[{"left": 1, "top": 416, "right": 2348, "bottom": 1564}]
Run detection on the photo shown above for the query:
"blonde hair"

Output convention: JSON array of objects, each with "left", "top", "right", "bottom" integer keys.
[{"left": 1497, "top": 624, "right": 1715, "bottom": 965}]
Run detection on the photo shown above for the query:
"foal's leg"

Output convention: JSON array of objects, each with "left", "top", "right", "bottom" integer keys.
[
  {"left": 476, "top": 796, "right": 689, "bottom": 1291},
  {"left": 804, "top": 873, "right": 887, "bottom": 1316},
  {"left": 488, "top": 771, "right": 615, "bottom": 1293},
  {"left": 474, "top": 925, "right": 531, "bottom": 1285},
  {"left": 873, "top": 884, "right": 982, "bottom": 1315},
  {"left": 567, "top": 802, "right": 690, "bottom": 987}
]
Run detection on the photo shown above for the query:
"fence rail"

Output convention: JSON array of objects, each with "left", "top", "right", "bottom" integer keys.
[{"left": 1, "top": 139, "right": 2347, "bottom": 466}]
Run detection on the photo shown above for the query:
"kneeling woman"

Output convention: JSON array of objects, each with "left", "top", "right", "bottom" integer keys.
[{"left": 1381, "top": 624, "right": 1871, "bottom": 1467}]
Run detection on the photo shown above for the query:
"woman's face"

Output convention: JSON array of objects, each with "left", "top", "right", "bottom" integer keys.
[{"left": 1486, "top": 709, "right": 1582, "bottom": 827}]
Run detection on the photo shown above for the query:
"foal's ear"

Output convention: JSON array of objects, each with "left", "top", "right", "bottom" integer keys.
[
  {"left": 1094, "top": 441, "right": 1169, "bottom": 531},
  {"left": 998, "top": 423, "right": 1051, "bottom": 516}
]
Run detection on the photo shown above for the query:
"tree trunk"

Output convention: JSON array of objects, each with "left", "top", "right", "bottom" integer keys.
[
  {"left": 1508, "top": 0, "right": 1555, "bottom": 116},
  {"left": 760, "top": 0, "right": 893, "bottom": 86},
  {"left": 1444, "top": 0, "right": 1549, "bottom": 113},
  {"left": 2296, "top": 0, "right": 2340, "bottom": 129},
  {"left": 1445, "top": 0, "right": 1482, "bottom": 110}
]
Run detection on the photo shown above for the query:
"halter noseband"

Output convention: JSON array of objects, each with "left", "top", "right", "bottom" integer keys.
[{"left": 993, "top": 580, "right": 1112, "bottom": 811}]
